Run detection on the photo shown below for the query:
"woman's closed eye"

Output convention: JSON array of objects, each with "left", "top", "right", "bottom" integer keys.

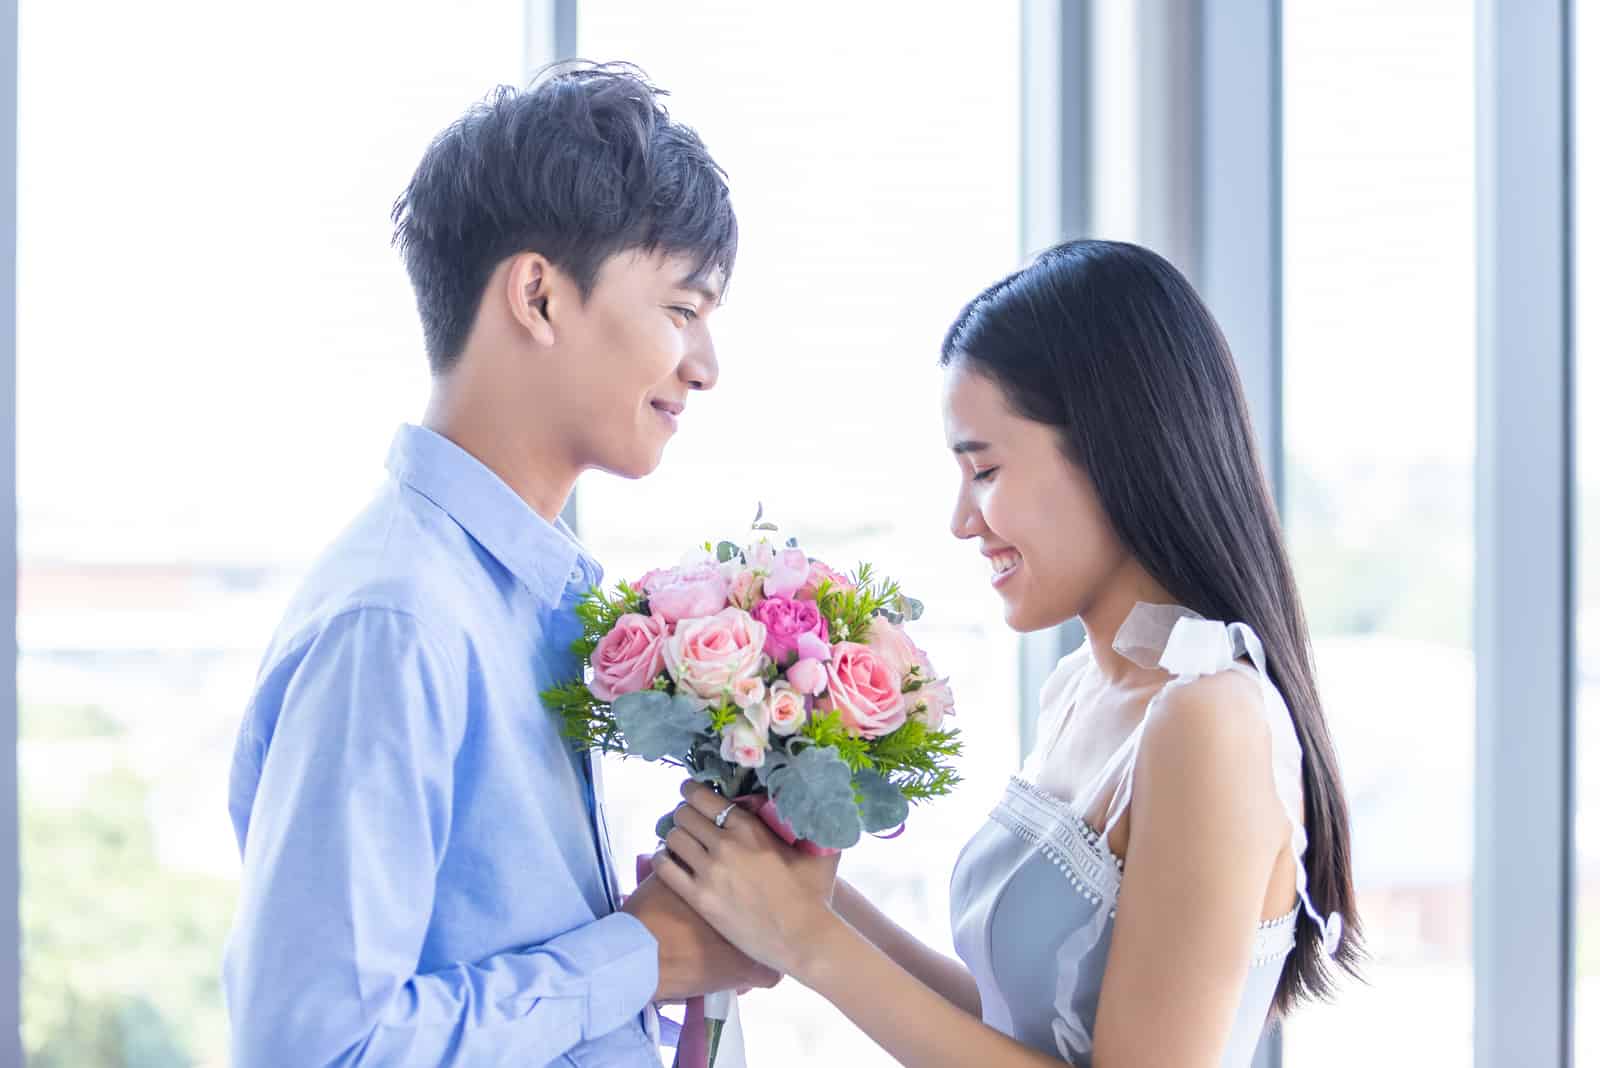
[{"left": 971, "top": 466, "right": 998, "bottom": 483}]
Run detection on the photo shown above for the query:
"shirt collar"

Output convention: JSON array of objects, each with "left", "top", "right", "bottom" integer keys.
[{"left": 384, "top": 424, "right": 602, "bottom": 610}]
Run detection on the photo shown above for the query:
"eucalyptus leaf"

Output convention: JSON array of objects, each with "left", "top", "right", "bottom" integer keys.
[
  {"left": 613, "top": 691, "right": 712, "bottom": 761},
  {"left": 766, "top": 745, "right": 862, "bottom": 849},
  {"left": 716, "top": 541, "right": 741, "bottom": 564},
  {"left": 755, "top": 751, "right": 789, "bottom": 789},
  {"left": 655, "top": 809, "right": 677, "bottom": 841},
  {"left": 691, "top": 751, "right": 736, "bottom": 786},
  {"left": 852, "top": 769, "right": 909, "bottom": 833}
]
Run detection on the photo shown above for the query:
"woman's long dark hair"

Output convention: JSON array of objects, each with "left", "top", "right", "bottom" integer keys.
[{"left": 942, "top": 239, "right": 1360, "bottom": 1012}]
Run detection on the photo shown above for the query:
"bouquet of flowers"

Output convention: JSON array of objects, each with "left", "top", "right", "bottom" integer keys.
[
  {"left": 544, "top": 517, "right": 962, "bottom": 854},
  {"left": 542, "top": 515, "right": 963, "bottom": 1067}
]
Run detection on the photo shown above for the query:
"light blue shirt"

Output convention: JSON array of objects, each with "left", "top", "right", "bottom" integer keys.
[{"left": 224, "top": 424, "right": 662, "bottom": 1067}]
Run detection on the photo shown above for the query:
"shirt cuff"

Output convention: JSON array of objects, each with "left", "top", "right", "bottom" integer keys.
[{"left": 549, "top": 911, "right": 660, "bottom": 1040}]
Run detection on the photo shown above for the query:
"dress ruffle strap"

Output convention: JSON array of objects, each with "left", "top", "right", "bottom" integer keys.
[{"left": 1110, "top": 604, "right": 1344, "bottom": 960}]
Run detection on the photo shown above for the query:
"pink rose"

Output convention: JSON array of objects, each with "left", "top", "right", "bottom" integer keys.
[
  {"left": 642, "top": 563, "right": 731, "bottom": 625},
  {"left": 866, "top": 615, "right": 922, "bottom": 680},
  {"left": 766, "top": 682, "right": 808, "bottom": 736},
  {"left": 786, "top": 657, "right": 829, "bottom": 697},
  {"left": 727, "top": 567, "right": 765, "bottom": 611},
  {"left": 720, "top": 720, "right": 767, "bottom": 769},
  {"left": 663, "top": 607, "right": 769, "bottom": 700},
  {"left": 750, "top": 596, "right": 829, "bottom": 664},
  {"left": 796, "top": 559, "right": 857, "bottom": 601},
  {"left": 587, "top": 612, "right": 669, "bottom": 701},
  {"left": 762, "top": 548, "right": 812, "bottom": 600},
  {"left": 819, "top": 642, "right": 906, "bottom": 739},
  {"left": 798, "top": 560, "right": 855, "bottom": 601},
  {"left": 912, "top": 674, "right": 955, "bottom": 730}
]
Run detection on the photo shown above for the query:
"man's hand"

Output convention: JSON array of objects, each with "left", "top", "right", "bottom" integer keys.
[{"left": 623, "top": 872, "right": 782, "bottom": 1000}]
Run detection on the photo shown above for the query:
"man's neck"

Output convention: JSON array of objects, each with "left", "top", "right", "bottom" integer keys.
[{"left": 422, "top": 385, "right": 578, "bottom": 524}]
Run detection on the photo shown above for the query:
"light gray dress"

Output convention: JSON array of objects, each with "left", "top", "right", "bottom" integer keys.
[{"left": 949, "top": 603, "right": 1342, "bottom": 1066}]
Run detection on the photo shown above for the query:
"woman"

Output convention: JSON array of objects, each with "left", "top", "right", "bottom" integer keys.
[{"left": 652, "top": 240, "right": 1362, "bottom": 1066}]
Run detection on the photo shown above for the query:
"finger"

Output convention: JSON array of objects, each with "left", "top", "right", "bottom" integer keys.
[
  {"left": 664, "top": 826, "right": 709, "bottom": 870},
  {"left": 679, "top": 780, "right": 728, "bottom": 818},
  {"left": 680, "top": 780, "right": 758, "bottom": 833},
  {"left": 672, "top": 799, "right": 724, "bottom": 850},
  {"left": 682, "top": 786, "right": 763, "bottom": 843},
  {"left": 651, "top": 849, "right": 699, "bottom": 903}
]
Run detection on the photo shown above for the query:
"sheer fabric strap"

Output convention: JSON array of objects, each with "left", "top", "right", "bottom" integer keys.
[{"left": 1102, "top": 608, "right": 1343, "bottom": 959}]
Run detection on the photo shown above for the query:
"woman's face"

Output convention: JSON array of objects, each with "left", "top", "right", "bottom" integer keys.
[{"left": 942, "top": 358, "right": 1128, "bottom": 632}]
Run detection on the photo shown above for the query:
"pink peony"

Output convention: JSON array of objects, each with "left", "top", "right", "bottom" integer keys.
[
  {"left": 798, "top": 560, "right": 856, "bottom": 601},
  {"left": 818, "top": 642, "right": 907, "bottom": 739},
  {"left": 663, "top": 607, "right": 768, "bottom": 701},
  {"left": 750, "top": 596, "right": 830, "bottom": 665},
  {"left": 641, "top": 563, "right": 731, "bottom": 625},
  {"left": 766, "top": 682, "right": 808, "bottom": 736},
  {"left": 587, "top": 612, "right": 670, "bottom": 701},
  {"left": 786, "top": 656, "right": 829, "bottom": 697},
  {"left": 762, "top": 547, "right": 812, "bottom": 600}
]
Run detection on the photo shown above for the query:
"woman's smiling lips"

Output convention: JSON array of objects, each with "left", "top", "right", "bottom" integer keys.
[{"left": 982, "top": 546, "right": 1021, "bottom": 588}]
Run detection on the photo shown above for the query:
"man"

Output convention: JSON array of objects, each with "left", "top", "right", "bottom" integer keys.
[{"left": 223, "top": 62, "right": 773, "bottom": 1066}]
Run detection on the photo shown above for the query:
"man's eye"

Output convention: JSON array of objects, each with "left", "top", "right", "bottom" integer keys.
[{"left": 670, "top": 306, "right": 699, "bottom": 322}]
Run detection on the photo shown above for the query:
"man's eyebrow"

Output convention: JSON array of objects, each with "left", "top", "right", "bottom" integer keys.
[
  {"left": 677, "top": 272, "right": 725, "bottom": 305},
  {"left": 951, "top": 440, "right": 991, "bottom": 455}
]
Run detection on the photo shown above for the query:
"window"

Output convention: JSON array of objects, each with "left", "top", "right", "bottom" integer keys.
[
  {"left": 1574, "top": 1, "right": 1600, "bottom": 1059},
  {"left": 576, "top": 4, "right": 1022, "bottom": 1061},
  {"left": 17, "top": 2, "right": 526, "bottom": 1061},
  {"left": 1280, "top": 2, "right": 1476, "bottom": 1062}
]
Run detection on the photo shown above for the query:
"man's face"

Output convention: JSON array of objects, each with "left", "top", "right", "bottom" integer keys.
[{"left": 550, "top": 249, "right": 723, "bottom": 479}]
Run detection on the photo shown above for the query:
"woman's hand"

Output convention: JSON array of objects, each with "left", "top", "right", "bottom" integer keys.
[{"left": 651, "top": 780, "right": 844, "bottom": 977}]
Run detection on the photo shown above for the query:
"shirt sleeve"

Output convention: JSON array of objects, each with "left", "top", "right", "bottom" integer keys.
[{"left": 222, "top": 607, "right": 659, "bottom": 1067}]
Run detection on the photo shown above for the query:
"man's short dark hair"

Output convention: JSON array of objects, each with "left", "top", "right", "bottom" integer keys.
[{"left": 392, "top": 61, "right": 737, "bottom": 374}]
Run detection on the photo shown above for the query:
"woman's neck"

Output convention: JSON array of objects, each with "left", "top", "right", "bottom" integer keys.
[{"left": 1078, "top": 560, "right": 1177, "bottom": 685}]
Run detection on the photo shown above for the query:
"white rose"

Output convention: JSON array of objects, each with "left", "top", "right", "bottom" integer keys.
[
  {"left": 767, "top": 682, "right": 809, "bottom": 736},
  {"left": 720, "top": 720, "right": 767, "bottom": 769}
]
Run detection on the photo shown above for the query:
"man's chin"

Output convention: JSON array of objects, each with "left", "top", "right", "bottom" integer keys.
[{"left": 598, "top": 447, "right": 666, "bottom": 481}]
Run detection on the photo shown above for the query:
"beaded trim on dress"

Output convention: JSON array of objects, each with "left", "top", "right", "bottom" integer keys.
[
  {"left": 993, "top": 777, "right": 1122, "bottom": 907},
  {"left": 993, "top": 773, "right": 1299, "bottom": 963}
]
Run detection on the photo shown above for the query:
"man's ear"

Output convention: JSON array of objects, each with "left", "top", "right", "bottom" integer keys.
[{"left": 505, "top": 252, "right": 557, "bottom": 348}]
